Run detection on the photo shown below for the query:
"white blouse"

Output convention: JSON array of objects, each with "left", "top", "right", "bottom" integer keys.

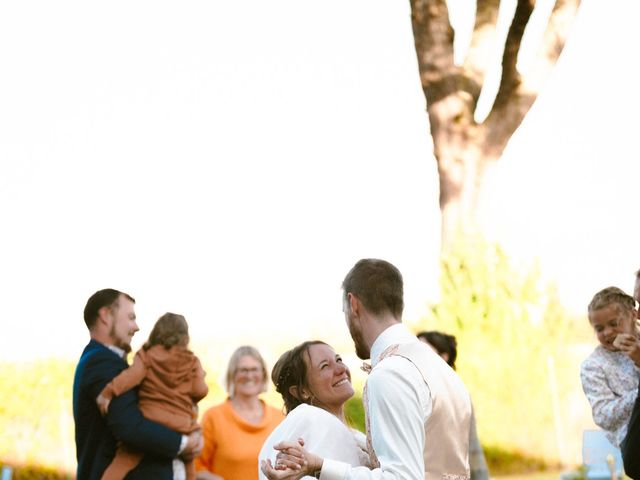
[{"left": 580, "top": 345, "right": 640, "bottom": 446}]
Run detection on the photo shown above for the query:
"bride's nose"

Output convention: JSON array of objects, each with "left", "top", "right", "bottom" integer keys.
[{"left": 335, "top": 362, "right": 347, "bottom": 374}]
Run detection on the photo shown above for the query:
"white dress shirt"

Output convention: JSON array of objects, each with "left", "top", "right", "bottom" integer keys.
[{"left": 321, "top": 323, "right": 432, "bottom": 479}]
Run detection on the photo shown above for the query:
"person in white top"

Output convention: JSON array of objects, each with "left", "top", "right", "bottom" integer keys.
[
  {"left": 262, "top": 258, "right": 472, "bottom": 480},
  {"left": 580, "top": 286, "right": 640, "bottom": 447},
  {"left": 258, "top": 341, "right": 370, "bottom": 479}
]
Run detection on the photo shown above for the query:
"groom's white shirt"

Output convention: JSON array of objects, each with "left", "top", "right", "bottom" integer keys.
[{"left": 321, "top": 323, "right": 432, "bottom": 479}]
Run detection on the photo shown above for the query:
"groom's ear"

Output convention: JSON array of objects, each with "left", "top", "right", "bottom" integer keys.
[{"left": 348, "top": 293, "right": 361, "bottom": 316}]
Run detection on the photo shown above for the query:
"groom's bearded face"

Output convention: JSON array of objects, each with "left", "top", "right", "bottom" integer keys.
[{"left": 345, "top": 299, "right": 370, "bottom": 360}]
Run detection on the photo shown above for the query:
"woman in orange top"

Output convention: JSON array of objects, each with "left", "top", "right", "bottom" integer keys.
[{"left": 195, "top": 346, "right": 284, "bottom": 480}]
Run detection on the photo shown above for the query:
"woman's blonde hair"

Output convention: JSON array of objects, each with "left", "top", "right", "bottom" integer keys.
[{"left": 225, "top": 345, "right": 268, "bottom": 398}]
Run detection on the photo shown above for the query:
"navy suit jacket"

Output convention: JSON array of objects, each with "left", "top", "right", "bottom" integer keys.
[
  {"left": 73, "top": 340, "right": 182, "bottom": 480},
  {"left": 622, "top": 382, "right": 640, "bottom": 479}
]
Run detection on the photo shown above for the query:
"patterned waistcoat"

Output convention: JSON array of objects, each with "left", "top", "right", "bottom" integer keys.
[{"left": 364, "top": 342, "right": 472, "bottom": 480}]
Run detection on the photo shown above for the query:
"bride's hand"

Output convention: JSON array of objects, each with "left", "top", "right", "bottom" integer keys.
[
  {"left": 260, "top": 458, "right": 304, "bottom": 480},
  {"left": 274, "top": 439, "right": 307, "bottom": 470},
  {"left": 272, "top": 439, "right": 322, "bottom": 476}
]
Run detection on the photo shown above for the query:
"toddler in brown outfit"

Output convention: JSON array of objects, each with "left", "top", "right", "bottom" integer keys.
[{"left": 97, "top": 312, "right": 209, "bottom": 480}]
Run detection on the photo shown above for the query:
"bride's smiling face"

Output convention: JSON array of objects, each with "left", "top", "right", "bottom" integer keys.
[{"left": 303, "top": 343, "right": 354, "bottom": 413}]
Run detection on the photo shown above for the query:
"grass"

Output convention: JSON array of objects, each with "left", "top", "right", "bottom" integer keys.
[{"left": 494, "top": 471, "right": 563, "bottom": 480}]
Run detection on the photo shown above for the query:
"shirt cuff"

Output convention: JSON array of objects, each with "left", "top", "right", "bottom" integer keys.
[
  {"left": 177, "top": 434, "right": 188, "bottom": 455},
  {"left": 319, "top": 459, "right": 349, "bottom": 480}
]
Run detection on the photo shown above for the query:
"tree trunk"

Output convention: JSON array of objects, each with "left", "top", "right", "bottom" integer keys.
[
  {"left": 436, "top": 139, "right": 492, "bottom": 249},
  {"left": 409, "top": 0, "right": 581, "bottom": 251}
]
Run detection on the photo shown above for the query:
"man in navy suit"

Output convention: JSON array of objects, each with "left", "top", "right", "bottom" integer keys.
[
  {"left": 73, "top": 288, "right": 203, "bottom": 480},
  {"left": 621, "top": 273, "right": 640, "bottom": 479}
]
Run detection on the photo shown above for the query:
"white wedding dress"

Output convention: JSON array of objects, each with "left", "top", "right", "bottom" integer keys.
[{"left": 258, "top": 403, "right": 370, "bottom": 479}]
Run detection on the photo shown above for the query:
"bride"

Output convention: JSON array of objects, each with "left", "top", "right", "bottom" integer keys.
[{"left": 258, "top": 340, "right": 370, "bottom": 479}]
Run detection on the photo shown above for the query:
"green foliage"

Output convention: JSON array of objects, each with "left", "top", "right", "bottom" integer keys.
[
  {"left": 0, "top": 359, "right": 76, "bottom": 473},
  {"left": 344, "top": 394, "right": 365, "bottom": 432},
  {"left": 0, "top": 462, "right": 72, "bottom": 480},
  {"left": 0, "top": 355, "right": 228, "bottom": 476},
  {"left": 483, "top": 445, "right": 557, "bottom": 476},
  {"left": 559, "top": 465, "right": 589, "bottom": 480},
  {"left": 416, "top": 242, "right": 589, "bottom": 464}
]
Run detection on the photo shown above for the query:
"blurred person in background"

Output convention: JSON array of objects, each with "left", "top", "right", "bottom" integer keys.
[
  {"left": 259, "top": 340, "right": 370, "bottom": 478},
  {"left": 417, "top": 330, "right": 489, "bottom": 480},
  {"left": 196, "top": 346, "right": 284, "bottom": 480}
]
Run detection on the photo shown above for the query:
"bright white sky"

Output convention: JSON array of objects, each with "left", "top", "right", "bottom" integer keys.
[{"left": 0, "top": 0, "right": 638, "bottom": 362}]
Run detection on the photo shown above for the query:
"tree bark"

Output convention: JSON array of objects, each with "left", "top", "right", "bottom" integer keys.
[{"left": 409, "top": 0, "right": 581, "bottom": 250}]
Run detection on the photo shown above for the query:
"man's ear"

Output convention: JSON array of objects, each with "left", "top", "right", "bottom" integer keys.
[
  {"left": 348, "top": 292, "right": 360, "bottom": 316},
  {"left": 96, "top": 305, "right": 112, "bottom": 327}
]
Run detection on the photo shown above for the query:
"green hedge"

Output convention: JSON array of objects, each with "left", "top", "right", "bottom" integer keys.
[{"left": 414, "top": 242, "right": 591, "bottom": 465}]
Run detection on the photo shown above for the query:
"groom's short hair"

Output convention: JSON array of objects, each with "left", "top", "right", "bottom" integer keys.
[{"left": 342, "top": 258, "right": 404, "bottom": 319}]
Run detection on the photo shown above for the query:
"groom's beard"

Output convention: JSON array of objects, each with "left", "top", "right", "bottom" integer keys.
[{"left": 347, "top": 314, "right": 370, "bottom": 360}]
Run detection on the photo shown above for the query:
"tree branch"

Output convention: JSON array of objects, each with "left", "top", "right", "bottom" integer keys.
[
  {"left": 483, "top": 0, "right": 580, "bottom": 158},
  {"left": 462, "top": 0, "right": 501, "bottom": 108},
  {"left": 493, "top": 0, "right": 535, "bottom": 111},
  {"left": 482, "top": 0, "right": 580, "bottom": 159},
  {"left": 537, "top": 0, "right": 582, "bottom": 68},
  {"left": 410, "top": 0, "right": 457, "bottom": 102}
]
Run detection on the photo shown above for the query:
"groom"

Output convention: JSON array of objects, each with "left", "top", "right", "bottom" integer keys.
[{"left": 263, "top": 258, "right": 472, "bottom": 479}]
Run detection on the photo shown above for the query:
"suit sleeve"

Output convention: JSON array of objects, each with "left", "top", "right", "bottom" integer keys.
[
  {"left": 86, "top": 350, "right": 182, "bottom": 458},
  {"left": 623, "top": 383, "right": 640, "bottom": 479},
  {"left": 99, "top": 351, "right": 147, "bottom": 402}
]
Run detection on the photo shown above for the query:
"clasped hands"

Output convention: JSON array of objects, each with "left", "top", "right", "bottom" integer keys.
[{"left": 260, "top": 438, "right": 322, "bottom": 480}]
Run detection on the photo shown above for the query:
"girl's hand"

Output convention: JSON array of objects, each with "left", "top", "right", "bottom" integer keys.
[{"left": 96, "top": 394, "right": 110, "bottom": 416}]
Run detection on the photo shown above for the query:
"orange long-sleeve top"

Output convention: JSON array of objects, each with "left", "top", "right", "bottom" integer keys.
[{"left": 195, "top": 398, "right": 284, "bottom": 480}]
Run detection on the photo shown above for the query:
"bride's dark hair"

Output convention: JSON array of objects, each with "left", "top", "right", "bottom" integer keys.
[{"left": 272, "top": 340, "right": 328, "bottom": 414}]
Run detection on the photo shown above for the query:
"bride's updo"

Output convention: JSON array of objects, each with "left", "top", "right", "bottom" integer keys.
[{"left": 272, "top": 340, "right": 328, "bottom": 413}]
